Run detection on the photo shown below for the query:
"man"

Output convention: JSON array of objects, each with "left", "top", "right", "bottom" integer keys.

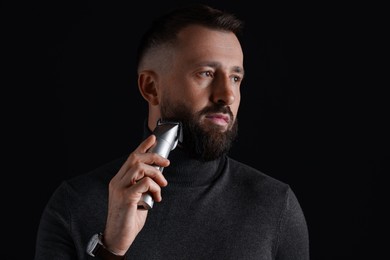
[{"left": 35, "top": 4, "right": 309, "bottom": 259}]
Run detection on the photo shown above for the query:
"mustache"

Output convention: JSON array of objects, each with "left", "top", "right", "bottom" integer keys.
[{"left": 198, "top": 105, "right": 233, "bottom": 118}]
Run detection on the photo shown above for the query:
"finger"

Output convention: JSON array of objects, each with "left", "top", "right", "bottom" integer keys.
[
  {"left": 116, "top": 152, "right": 170, "bottom": 183},
  {"left": 122, "top": 135, "right": 157, "bottom": 172},
  {"left": 129, "top": 177, "right": 164, "bottom": 203},
  {"left": 116, "top": 138, "right": 170, "bottom": 181},
  {"left": 112, "top": 135, "right": 156, "bottom": 181},
  {"left": 122, "top": 162, "right": 168, "bottom": 188},
  {"left": 135, "top": 134, "right": 156, "bottom": 153}
]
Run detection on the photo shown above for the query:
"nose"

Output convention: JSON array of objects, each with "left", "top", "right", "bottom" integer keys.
[{"left": 211, "top": 75, "right": 235, "bottom": 106}]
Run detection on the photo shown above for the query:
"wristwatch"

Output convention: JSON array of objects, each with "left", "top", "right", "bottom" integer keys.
[{"left": 86, "top": 233, "right": 125, "bottom": 259}]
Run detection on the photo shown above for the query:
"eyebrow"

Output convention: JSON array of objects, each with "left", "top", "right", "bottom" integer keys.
[
  {"left": 232, "top": 66, "right": 245, "bottom": 77},
  {"left": 197, "top": 61, "right": 245, "bottom": 77}
]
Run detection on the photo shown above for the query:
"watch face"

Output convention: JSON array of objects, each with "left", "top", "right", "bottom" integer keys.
[{"left": 86, "top": 233, "right": 100, "bottom": 256}]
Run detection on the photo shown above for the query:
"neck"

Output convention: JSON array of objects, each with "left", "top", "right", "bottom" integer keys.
[{"left": 162, "top": 147, "right": 225, "bottom": 186}]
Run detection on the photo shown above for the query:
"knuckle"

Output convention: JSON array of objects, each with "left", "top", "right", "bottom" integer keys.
[
  {"left": 142, "top": 177, "right": 153, "bottom": 186},
  {"left": 133, "top": 161, "right": 143, "bottom": 172}
]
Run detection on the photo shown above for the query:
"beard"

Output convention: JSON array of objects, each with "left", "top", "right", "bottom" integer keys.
[{"left": 160, "top": 99, "right": 238, "bottom": 161}]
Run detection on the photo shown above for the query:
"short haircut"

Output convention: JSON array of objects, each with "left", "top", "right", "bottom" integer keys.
[{"left": 136, "top": 3, "right": 244, "bottom": 70}]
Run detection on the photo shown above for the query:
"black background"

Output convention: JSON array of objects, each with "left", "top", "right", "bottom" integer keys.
[{"left": 3, "top": 0, "right": 386, "bottom": 259}]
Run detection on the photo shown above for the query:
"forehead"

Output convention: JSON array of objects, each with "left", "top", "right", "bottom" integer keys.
[{"left": 174, "top": 25, "right": 243, "bottom": 64}]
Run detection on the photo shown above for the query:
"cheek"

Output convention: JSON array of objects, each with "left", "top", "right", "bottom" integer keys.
[
  {"left": 231, "top": 93, "right": 241, "bottom": 116},
  {"left": 176, "top": 87, "right": 209, "bottom": 108}
]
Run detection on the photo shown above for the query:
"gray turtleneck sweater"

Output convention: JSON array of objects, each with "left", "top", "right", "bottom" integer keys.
[{"left": 35, "top": 129, "right": 309, "bottom": 260}]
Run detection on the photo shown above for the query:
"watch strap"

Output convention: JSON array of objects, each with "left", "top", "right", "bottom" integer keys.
[
  {"left": 90, "top": 233, "right": 125, "bottom": 260},
  {"left": 95, "top": 244, "right": 125, "bottom": 260}
]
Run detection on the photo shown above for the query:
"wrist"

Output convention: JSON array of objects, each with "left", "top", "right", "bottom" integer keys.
[{"left": 86, "top": 233, "right": 125, "bottom": 259}]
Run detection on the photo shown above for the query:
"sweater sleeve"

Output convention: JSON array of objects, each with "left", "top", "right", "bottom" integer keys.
[
  {"left": 275, "top": 187, "right": 310, "bottom": 260},
  {"left": 34, "top": 182, "right": 79, "bottom": 260}
]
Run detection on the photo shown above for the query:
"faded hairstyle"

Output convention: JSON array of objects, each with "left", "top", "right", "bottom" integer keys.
[{"left": 136, "top": 3, "right": 244, "bottom": 71}]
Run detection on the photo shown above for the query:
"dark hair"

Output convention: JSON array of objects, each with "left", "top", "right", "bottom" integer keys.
[{"left": 136, "top": 3, "right": 244, "bottom": 70}]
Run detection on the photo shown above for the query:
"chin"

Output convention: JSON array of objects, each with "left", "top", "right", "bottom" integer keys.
[{"left": 201, "top": 121, "right": 231, "bottom": 132}]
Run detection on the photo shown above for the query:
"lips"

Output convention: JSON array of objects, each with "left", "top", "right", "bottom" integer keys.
[{"left": 205, "top": 113, "right": 230, "bottom": 125}]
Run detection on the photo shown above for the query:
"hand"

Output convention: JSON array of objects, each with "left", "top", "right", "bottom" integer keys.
[{"left": 102, "top": 134, "right": 169, "bottom": 255}]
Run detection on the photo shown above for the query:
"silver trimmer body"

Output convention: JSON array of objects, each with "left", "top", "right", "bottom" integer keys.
[{"left": 137, "top": 119, "right": 182, "bottom": 210}]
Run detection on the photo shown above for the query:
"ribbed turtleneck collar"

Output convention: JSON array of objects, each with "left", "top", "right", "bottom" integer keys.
[{"left": 142, "top": 119, "right": 226, "bottom": 187}]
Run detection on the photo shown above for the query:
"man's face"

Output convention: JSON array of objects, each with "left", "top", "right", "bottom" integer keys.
[{"left": 157, "top": 25, "right": 244, "bottom": 160}]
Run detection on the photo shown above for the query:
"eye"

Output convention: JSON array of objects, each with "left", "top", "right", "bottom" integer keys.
[
  {"left": 231, "top": 75, "right": 242, "bottom": 83},
  {"left": 199, "top": 71, "right": 214, "bottom": 78}
]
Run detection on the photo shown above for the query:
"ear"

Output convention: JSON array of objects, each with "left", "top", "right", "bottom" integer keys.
[{"left": 138, "top": 70, "right": 159, "bottom": 106}]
